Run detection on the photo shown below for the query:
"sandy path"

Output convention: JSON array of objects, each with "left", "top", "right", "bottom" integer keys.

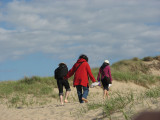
[
  {"left": 0, "top": 81, "right": 147, "bottom": 120},
  {"left": 0, "top": 101, "right": 82, "bottom": 120}
]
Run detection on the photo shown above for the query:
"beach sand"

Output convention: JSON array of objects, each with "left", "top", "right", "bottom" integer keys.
[{"left": 0, "top": 80, "right": 159, "bottom": 120}]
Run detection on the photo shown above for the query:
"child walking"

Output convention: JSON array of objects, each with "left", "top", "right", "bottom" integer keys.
[{"left": 54, "top": 63, "right": 71, "bottom": 105}]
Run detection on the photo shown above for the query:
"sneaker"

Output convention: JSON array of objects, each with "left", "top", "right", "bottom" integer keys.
[{"left": 82, "top": 97, "right": 88, "bottom": 103}]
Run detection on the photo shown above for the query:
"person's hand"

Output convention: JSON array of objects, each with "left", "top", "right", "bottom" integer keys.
[{"left": 98, "top": 81, "right": 101, "bottom": 86}]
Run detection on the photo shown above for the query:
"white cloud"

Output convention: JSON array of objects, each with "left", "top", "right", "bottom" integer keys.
[{"left": 0, "top": 0, "right": 160, "bottom": 66}]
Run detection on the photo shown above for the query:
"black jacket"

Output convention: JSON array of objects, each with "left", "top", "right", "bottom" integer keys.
[{"left": 54, "top": 64, "right": 68, "bottom": 80}]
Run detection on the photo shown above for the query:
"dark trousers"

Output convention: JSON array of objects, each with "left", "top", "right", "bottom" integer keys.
[
  {"left": 57, "top": 79, "right": 71, "bottom": 96},
  {"left": 76, "top": 85, "right": 89, "bottom": 103}
]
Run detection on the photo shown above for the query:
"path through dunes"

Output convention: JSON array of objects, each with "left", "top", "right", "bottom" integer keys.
[{"left": 0, "top": 80, "right": 159, "bottom": 120}]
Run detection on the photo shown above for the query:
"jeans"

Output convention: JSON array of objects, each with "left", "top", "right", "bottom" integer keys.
[{"left": 76, "top": 85, "right": 89, "bottom": 103}]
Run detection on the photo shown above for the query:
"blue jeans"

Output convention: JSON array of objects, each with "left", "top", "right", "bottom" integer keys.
[{"left": 76, "top": 85, "right": 89, "bottom": 103}]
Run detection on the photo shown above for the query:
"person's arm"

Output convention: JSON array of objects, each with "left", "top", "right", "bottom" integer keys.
[
  {"left": 64, "top": 64, "right": 76, "bottom": 79},
  {"left": 108, "top": 66, "right": 112, "bottom": 83},
  {"left": 86, "top": 63, "right": 96, "bottom": 82},
  {"left": 97, "top": 69, "right": 101, "bottom": 81},
  {"left": 54, "top": 69, "right": 58, "bottom": 79},
  {"left": 63, "top": 66, "right": 69, "bottom": 80}
]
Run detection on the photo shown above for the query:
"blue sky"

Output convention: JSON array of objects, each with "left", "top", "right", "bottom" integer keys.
[{"left": 0, "top": 0, "right": 160, "bottom": 81}]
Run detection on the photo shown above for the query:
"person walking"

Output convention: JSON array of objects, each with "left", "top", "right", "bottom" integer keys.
[
  {"left": 64, "top": 54, "right": 96, "bottom": 103},
  {"left": 97, "top": 60, "right": 112, "bottom": 99},
  {"left": 54, "top": 63, "right": 71, "bottom": 105}
]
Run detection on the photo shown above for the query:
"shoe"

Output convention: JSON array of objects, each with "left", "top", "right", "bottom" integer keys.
[{"left": 82, "top": 97, "right": 88, "bottom": 103}]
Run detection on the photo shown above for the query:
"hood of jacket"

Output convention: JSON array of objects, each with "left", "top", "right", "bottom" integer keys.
[{"left": 76, "top": 58, "right": 87, "bottom": 63}]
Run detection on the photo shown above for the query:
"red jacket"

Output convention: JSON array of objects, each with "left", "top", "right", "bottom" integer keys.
[{"left": 65, "top": 58, "right": 96, "bottom": 87}]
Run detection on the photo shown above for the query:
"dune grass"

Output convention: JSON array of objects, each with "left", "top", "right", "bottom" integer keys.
[
  {"left": 0, "top": 76, "right": 57, "bottom": 98},
  {"left": 84, "top": 86, "right": 160, "bottom": 120},
  {"left": 92, "top": 58, "right": 160, "bottom": 87},
  {"left": 110, "top": 58, "right": 160, "bottom": 87},
  {"left": 0, "top": 76, "right": 59, "bottom": 107},
  {"left": 111, "top": 71, "right": 160, "bottom": 87},
  {"left": 0, "top": 56, "right": 159, "bottom": 108},
  {"left": 77, "top": 56, "right": 160, "bottom": 119}
]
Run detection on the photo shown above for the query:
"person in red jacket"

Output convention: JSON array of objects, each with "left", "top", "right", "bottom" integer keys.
[{"left": 64, "top": 54, "right": 96, "bottom": 103}]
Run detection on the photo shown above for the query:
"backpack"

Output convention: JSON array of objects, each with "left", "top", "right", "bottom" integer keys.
[{"left": 54, "top": 64, "right": 68, "bottom": 80}]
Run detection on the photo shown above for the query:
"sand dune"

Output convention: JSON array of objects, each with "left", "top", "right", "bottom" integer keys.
[{"left": 0, "top": 80, "right": 158, "bottom": 120}]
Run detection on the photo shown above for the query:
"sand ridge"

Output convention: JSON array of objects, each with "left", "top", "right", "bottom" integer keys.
[{"left": 0, "top": 80, "right": 156, "bottom": 120}]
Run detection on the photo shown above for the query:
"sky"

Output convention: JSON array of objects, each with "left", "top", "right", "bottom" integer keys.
[{"left": 0, "top": 0, "right": 160, "bottom": 81}]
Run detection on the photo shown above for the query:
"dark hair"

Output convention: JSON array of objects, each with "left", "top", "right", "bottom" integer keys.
[
  {"left": 59, "top": 62, "right": 66, "bottom": 66},
  {"left": 79, "top": 54, "right": 88, "bottom": 62},
  {"left": 100, "top": 62, "right": 109, "bottom": 70}
]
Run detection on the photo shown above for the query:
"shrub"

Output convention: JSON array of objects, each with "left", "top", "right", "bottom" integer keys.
[
  {"left": 142, "top": 56, "right": 153, "bottom": 61},
  {"left": 40, "top": 86, "right": 52, "bottom": 95},
  {"left": 154, "top": 56, "right": 160, "bottom": 61},
  {"left": 144, "top": 87, "right": 160, "bottom": 98},
  {"left": 132, "top": 57, "right": 139, "bottom": 61},
  {"left": 9, "top": 95, "right": 20, "bottom": 105},
  {"left": 0, "top": 81, "right": 16, "bottom": 98}
]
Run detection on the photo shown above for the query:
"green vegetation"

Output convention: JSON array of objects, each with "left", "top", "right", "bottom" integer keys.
[
  {"left": 0, "top": 76, "right": 58, "bottom": 107},
  {"left": 144, "top": 86, "right": 160, "bottom": 98},
  {"left": 78, "top": 55, "right": 160, "bottom": 119},
  {"left": 0, "top": 55, "right": 159, "bottom": 108},
  {"left": 110, "top": 56, "right": 160, "bottom": 87},
  {"left": 85, "top": 86, "right": 160, "bottom": 120},
  {"left": 0, "top": 76, "right": 57, "bottom": 98},
  {"left": 111, "top": 71, "right": 160, "bottom": 87}
]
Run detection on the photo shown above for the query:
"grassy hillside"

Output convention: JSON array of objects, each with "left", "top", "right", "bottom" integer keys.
[
  {"left": 110, "top": 56, "right": 160, "bottom": 87},
  {"left": 0, "top": 76, "right": 58, "bottom": 107},
  {"left": 0, "top": 55, "right": 159, "bottom": 108},
  {"left": 92, "top": 55, "right": 160, "bottom": 87}
]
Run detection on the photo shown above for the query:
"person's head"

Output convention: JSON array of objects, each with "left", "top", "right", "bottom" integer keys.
[
  {"left": 79, "top": 54, "right": 88, "bottom": 62},
  {"left": 104, "top": 60, "right": 109, "bottom": 65},
  {"left": 59, "top": 62, "right": 66, "bottom": 67}
]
